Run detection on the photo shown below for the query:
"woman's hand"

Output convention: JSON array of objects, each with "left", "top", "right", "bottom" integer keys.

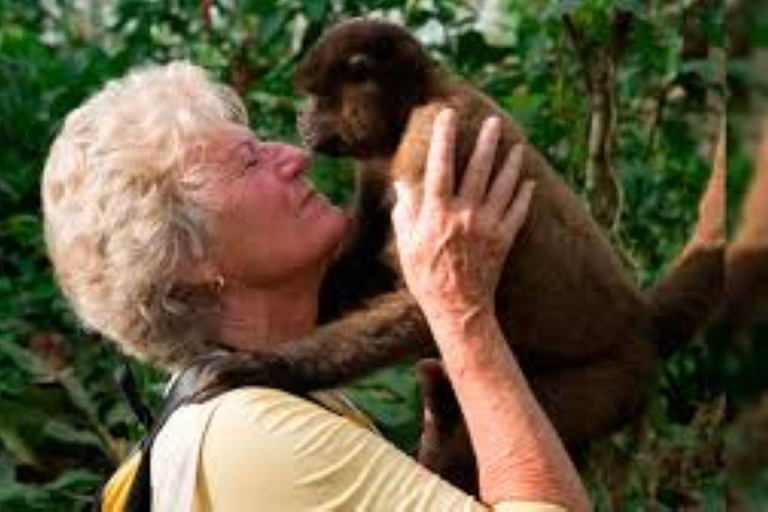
[
  {"left": 393, "top": 110, "right": 589, "bottom": 509},
  {"left": 393, "top": 109, "right": 588, "bottom": 509},
  {"left": 392, "top": 108, "right": 535, "bottom": 328}
]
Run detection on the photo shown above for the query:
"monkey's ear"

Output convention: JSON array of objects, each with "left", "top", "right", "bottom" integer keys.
[{"left": 346, "top": 53, "right": 375, "bottom": 82}]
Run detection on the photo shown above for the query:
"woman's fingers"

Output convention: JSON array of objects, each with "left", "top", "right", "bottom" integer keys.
[
  {"left": 486, "top": 144, "right": 524, "bottom": 218},
  {"left": 459, "top": 116, "right": 501, "bottom": 202},
  {"left": 418, "top": 110, "right": 533, "bottom": 243},
  {"left": 392, "top": 180, "right": 418, "bottom": 240},
  {"left": 424, "top": 108, "right": 457, "bottom": 208},
  {"left": 501, "top": 180, "right": 536, "bottom": 242}
]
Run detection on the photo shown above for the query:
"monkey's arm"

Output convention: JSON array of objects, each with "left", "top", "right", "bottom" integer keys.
[{"left": 194, "top": 290, "right": 432, "bottom": 401}]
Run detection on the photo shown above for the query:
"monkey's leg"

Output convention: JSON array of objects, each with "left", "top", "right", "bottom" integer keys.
[
  {"left": 319, "top": 164, "right": 397, "bottom": 322},
  {"left": 413, "top": 344, "right": 658, "bottom": 494},
  {"left": 194, "top": 290, "right": 434, "bottom": 400},
  {"left": 412, "top": 344, "right": 657, "bottom": 494},
  {"left": 415, "top": 359, "right": 477, "bottom": 494},
  {"left": 527, "top": 341, "right": 657, "bottom": 446}
]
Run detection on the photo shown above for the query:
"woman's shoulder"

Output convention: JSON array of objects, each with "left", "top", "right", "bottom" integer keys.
[{"left": 212, "top": 385, "right": 308, "bottom": 410}]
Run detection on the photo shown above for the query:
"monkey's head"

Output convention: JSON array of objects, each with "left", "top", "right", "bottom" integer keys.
[{"left": 295, "top": 18, "right": 439, "bottom": 158}]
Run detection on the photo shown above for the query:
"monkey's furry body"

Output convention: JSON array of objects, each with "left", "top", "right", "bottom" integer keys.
[
  {"left": 292, "top": 18, "right": 721, "bottom": 444},
  {"left": 194, "top": 19, "right": 722, "bottom": 460}
]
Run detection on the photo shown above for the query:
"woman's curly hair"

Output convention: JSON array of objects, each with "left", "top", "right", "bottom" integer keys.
[{"left": 42, "top": 61, "right": 247, "bottom": 369}]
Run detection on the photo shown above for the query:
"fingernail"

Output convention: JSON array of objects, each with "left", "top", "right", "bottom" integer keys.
[
  {"left": 438, "top": 107, "right": 455, "bottom": 123},
  {"left": 486, "top": 116, "right": 501, "bottom": 131}
]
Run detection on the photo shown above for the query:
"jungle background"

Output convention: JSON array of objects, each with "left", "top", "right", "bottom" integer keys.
[{"left": 0, "top": 0, "right": 765, "bottom": 510}]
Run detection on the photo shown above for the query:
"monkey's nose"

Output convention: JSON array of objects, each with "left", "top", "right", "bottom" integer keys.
[{"left": 296, "top": 110, "right": 351, "bottom": 156}]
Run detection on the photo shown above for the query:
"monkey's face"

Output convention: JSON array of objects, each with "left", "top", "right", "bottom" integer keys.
[{"left": 295, "top": 18, "right": 435, "bottom": 159}]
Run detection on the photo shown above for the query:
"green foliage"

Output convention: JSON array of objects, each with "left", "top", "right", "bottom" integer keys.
[{"left": 0, "top": 0, "right": 749, "bottom": 510}]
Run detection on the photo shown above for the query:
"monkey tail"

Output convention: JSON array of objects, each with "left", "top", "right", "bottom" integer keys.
[
  {"left": 644, "top": 244, "right": 725, "bottom": 358},
  {"left": 645, "top": 130, "right": 726, "bottom": 357}
]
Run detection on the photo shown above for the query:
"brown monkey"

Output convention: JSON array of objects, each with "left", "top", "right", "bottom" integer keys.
[
  {"left": 291, "top": 18, "right": 724, "bottom": 440},
  {"left": 194, "top": 18, "right": 722, "bottom": 455}
]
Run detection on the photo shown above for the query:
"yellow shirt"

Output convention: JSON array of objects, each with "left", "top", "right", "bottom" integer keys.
[{"left": 190, "top": 387, "right": 567, "bottom": 511}]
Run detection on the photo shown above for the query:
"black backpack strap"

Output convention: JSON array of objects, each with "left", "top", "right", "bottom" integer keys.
[
  {"left": 95, "top": 353, "right": 233, "bottom": 511},
  {"left": 123, "top": 354, "right": 231, "bottom": 511},
  {"left": 115, "top": 361, "right": 154, "bottom": 431}
]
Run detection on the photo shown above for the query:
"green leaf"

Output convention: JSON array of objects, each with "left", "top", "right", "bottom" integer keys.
[
  {"left": 0, "top": 427, "right": 40, "bottom": 469},
  {"left": 259, "top": 9, "right": 292, "bottom": 47},
  {"left": 42, "top": 420, "right": 104, "bottom": 451},
  {"left": 44, "top": 468, "right": 102, "bottom": 492},
  {"left": 0, "top": 337, "right": 48, "bottom": 378},
  {"left": 304, "top": 0, "right": 329, "bottom": 22},
  {"left": 543, "top": 0, "right": 585, "bottom": 20}
]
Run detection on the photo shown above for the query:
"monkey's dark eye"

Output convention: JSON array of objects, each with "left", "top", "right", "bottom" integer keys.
[{"left": 345, "top": 53, "right": 374, "bottom": 82}]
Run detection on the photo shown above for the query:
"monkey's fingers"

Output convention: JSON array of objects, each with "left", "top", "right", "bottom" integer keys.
[
  {"left": 416, "top": 359, "right": 462, "bottom": 430},
  {"left": 424, "top": 108, "right": 457, "bottom": 208},
  {"left": 458, "top": 116, "right": 501, "bottom": 202}
]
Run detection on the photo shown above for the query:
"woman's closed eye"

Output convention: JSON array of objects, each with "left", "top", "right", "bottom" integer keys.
[{"left": 240, "top": 142, "right": 260, "bottom": 172}]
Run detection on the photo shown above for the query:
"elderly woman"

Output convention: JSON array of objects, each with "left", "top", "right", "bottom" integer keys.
[{"left": 42, "top": 62, "right": 588, "bottom": 511}]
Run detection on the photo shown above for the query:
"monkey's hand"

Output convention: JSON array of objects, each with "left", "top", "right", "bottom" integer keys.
[{"left": 416, "top": 358, "right": 478, "bottom": 495}]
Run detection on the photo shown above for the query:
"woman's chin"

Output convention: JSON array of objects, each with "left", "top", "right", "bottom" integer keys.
[{"left": 327, "top": 212, "right": 353, "bottom": 257}]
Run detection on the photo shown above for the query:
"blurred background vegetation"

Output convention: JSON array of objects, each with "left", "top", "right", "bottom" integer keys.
[{"left": 0, "top": 0, "right": 765, "bottom": 509}]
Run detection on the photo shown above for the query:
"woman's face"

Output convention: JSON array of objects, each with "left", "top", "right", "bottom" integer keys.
[{"left": 193, "top": 124, "right": 349, "bottom": 286}]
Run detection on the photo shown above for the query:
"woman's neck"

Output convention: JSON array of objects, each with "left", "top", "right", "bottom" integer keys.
[{"left": 216, "top": 279, "right": 320, "bottom": 353}]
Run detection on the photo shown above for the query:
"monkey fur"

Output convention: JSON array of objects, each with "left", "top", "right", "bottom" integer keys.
[{"left": 193, "top": 18, "right": 722, "bottom": 463}]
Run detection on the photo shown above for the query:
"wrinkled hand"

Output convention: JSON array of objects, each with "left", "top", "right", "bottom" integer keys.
[{"left": 392, "top": 109, "right": 535, "bottom": 325}]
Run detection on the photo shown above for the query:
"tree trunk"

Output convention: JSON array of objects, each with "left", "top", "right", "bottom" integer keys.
[{"left": 585, "top": 53, "right": 622, "bottom": 232}]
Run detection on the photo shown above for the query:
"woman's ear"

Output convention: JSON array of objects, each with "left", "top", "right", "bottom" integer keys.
[{"left": 175, "top": 255, "right": 223, "bottom": 291}]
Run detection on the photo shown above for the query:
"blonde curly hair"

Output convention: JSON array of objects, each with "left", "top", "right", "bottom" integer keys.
[{"left": 42, "top": 61, "right": 247, "bottom": 369}]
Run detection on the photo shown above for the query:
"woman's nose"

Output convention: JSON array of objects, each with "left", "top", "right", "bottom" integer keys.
[{"left": 262, "top": 143, "right": 311, "bottom": 180}]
